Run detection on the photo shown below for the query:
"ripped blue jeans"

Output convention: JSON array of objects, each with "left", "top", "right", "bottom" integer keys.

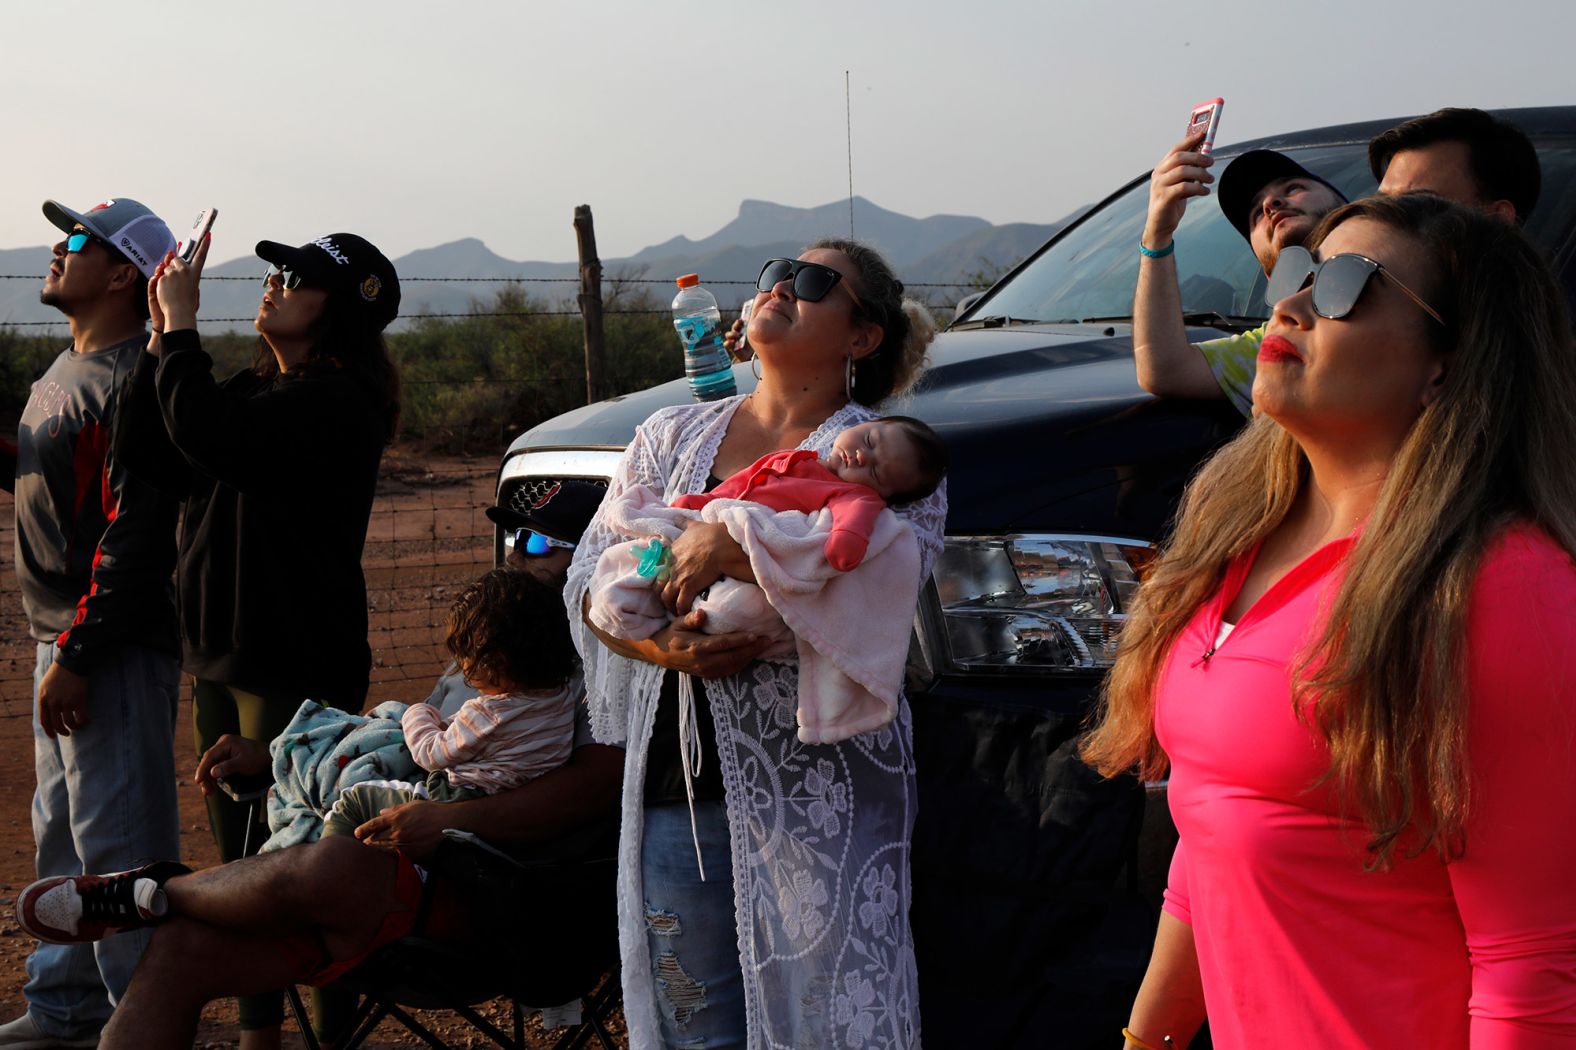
[{"left": 642, "top": 801, "right": 746, "bottom": 1049}]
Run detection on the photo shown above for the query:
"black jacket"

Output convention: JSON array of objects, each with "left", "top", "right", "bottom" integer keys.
[{"left": 114, "top": 329, "right": 387, "bottom": 709}]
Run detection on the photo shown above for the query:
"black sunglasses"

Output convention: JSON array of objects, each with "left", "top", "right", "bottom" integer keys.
[
  {"left": 756, "top": 258, "right": 864, "bottom": 310},
  {"left": 1265, "top": 245, "right": 1446, "bottom": 327},
  {"left": 261, "top": 265, "right": 308, "bottom": 292}
]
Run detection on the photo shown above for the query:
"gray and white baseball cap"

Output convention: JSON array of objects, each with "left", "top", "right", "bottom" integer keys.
[{"left": 42, "top": 197, "right": 176, "bottom": 278}]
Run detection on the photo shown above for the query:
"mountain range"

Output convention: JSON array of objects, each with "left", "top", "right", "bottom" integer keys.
[{"left": 0, "top": 196, "right": 1069, "bottom": 333}]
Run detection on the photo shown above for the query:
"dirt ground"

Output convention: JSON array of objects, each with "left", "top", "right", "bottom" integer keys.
[{"left": 0, "top": 447, "right": 627, "bottom": 1048}]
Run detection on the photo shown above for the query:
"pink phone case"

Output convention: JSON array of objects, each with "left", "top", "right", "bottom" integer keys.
[{"left": 1187, "top": 98, "right": 1225, "bottom": 154}]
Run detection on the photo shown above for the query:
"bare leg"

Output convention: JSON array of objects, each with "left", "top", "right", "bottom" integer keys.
[
  {"left": 163, "top": 835, "right": 401, "bottom": 959},
  {"left": 99, "top": 918, "right": 319, "bottom": 1050},
  {"left": 100, "top": 838, "right": 408, "bottom": 1048}
]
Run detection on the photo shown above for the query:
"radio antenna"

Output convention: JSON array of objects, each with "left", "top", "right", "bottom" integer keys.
[{"left": 845, "top": 70, "right": 855, "bottom": 238}]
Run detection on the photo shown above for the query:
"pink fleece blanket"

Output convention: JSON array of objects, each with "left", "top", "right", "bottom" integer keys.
[{"left": 590, "top": 483, "right": 922, "bottom": 744}]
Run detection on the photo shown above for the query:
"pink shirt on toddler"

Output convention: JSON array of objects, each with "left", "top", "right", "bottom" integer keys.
[
  {"left": 401, "top": 684, "right": 577, "bottom": 795},
  {"left": 1155, "top": 523, "right": 1576, "bottom": 1048}
]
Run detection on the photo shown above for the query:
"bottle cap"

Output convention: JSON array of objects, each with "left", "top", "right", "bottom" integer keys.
[{"left": 675, "top": 274, "right": 699, "bottom": 289}]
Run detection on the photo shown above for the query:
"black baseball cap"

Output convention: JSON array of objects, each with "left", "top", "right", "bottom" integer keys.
[
  {"left": 485, "top": 479, "right": 606, "bottom": 547},
  {"left": 255, "top": 233, "right": 401, "bottom": 331},
  {"left": 1217, "top": 150, "right": 1348, "bottom": 242}
]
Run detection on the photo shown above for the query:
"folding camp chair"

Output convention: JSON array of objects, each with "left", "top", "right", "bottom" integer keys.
[
  {"left": 286, "top": 935, "right": 619, "bottom": 1050},
  {"left": 287, "top": 824, "right": 620, "bottom": 1050}
]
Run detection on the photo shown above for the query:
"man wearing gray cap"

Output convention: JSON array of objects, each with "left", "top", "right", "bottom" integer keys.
[{"left": 0, "top": 198, "right": 182, "bottom": 1049}]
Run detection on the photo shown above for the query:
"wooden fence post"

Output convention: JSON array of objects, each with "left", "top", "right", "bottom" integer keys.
[{"left": 574, "top": 205, "right": 606, "bottom": 405}]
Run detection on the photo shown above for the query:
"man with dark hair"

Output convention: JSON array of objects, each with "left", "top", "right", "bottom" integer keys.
[
  {"left": 0, "top": 198, "right": 182, "bottom": 1049},
  {"left": 12, "top": 485, "right": 626, "bottom": 1050},
  {"left": 1136, "top": 108, "right": 1543, "bottom": 413},
  {"left": 1371, "top": 107, "right": 1542, "bottom": 225},
  {"left": 1134, "top": 138, "right": 1347, "bottom": 414}
]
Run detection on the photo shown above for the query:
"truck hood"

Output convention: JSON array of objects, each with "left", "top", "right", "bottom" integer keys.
[{"left": 505, "top": 324, "right": 1243, "bottom": 537}]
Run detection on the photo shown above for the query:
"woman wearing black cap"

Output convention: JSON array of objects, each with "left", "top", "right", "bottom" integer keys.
[{"left": 114, "top": 232, "right": 400, "bottom": 1049}]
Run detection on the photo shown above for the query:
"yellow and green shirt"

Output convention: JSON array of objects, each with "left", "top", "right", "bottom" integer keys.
[{"left": 1196, "top": 322, "right": 1263, "bottom": 417}]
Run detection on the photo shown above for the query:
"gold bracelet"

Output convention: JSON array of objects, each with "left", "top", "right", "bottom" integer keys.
[{"left": 1122, "top": 1028, "right": 1172, "bottom": 1050}]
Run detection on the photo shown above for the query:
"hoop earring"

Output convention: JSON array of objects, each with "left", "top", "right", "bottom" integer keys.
[
  {"left": 844, "top": 355, "right": 856, "bottom": 401},
  {"left": 751, "top": 355, "right": 763, "bottom": 381}
]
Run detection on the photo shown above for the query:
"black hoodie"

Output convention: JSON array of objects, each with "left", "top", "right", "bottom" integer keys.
[{"left": 114, "top": 329, "right": 386, "bottom": 709}]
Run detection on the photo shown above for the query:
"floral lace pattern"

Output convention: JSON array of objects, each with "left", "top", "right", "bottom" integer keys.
[{"left": 567, "top": 397, "right": 945, "bottom": 1049}]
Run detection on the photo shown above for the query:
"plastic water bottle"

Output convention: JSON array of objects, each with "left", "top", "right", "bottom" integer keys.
[{"left": 672, "top": 274, "right": 736, "bottom": 401}]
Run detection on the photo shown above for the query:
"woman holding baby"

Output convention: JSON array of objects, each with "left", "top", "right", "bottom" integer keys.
[{"left": 568, "top": 240, "right": 945, "bottom": 1049}]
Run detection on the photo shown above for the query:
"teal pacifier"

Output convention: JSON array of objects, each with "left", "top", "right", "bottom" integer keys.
[{"left": 634, "top": 538, "right": 671, "bottom": 581}]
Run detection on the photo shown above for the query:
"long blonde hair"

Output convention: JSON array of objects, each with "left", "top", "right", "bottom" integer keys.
[{"left": 1081, "top": 194, "right": 1576, "bottom": 867}]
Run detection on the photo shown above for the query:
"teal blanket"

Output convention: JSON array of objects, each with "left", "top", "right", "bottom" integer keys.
[{"left": 261, "top": 699, "right": 419, "bottom": 852}]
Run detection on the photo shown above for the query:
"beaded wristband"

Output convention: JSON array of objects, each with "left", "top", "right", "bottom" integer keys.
[{"left": 1138, "top": 240, "right": 1175, "bottom": 259}]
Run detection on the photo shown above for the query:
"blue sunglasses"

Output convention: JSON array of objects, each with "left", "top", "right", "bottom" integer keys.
[
  {"left": 511, "top": 528, "right": 575, "bottom": 556},
  {"left": 65, "top": 230, "right": 103, "bottom": 254}
]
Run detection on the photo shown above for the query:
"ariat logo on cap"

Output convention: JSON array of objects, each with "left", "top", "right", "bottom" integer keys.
[
  {"left": 530, "top": 482, "right": 562, "bottom": 509},
  {"left": 118, "top": 236, "right": 150, "bottom": 268},
  {"left": 311, "top": 237, "right": 352, "bottom": 266},
  {"left": 360, "top": 275, "right": 381, "bottom": 302}
]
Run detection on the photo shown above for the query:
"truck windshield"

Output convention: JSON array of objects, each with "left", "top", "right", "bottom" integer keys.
[{"left": 968, "top": 144, "right": 1380, "bottom": 326}]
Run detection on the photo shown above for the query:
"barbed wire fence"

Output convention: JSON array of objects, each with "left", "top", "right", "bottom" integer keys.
[
  {"left": 0, "top": 273, "right": 977, "bottom": 326},
  {"left": 0, "top": 266, "right": 982, "bottom": 713}
]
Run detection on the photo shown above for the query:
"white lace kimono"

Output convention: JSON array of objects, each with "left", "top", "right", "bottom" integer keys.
[{"left": 565, "top": 397, "right": 946, "bottom": 1050}]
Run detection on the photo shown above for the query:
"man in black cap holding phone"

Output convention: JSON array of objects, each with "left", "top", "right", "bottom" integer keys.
[
  {"left": 1133, "top": 107, "right": 1542, "bottom": 415},
  {"left": 1134, "top": 140, "right": 1348, "bottom": 416}
]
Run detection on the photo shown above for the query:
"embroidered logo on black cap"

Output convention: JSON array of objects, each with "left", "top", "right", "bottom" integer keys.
[
  {"left": 360, "top": 275, "right": 381, "bottom": 302},
  {"left": 530, "top": 482, "right": 562, "bottom": 509},
  {"left": 311, "top": 237, "right": 351, "bottom": 265}
]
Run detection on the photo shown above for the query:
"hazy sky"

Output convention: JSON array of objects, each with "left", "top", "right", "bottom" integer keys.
[{"left": 4, "top": 0, "right": 1572, "bottom": 268}]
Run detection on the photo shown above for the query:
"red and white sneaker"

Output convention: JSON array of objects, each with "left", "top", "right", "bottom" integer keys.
[{"left": 15, "top": 862, "right": 191, "bottom": 944}]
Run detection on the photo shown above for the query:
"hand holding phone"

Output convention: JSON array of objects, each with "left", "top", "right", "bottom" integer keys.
[
  {"left": 178, "top": 207, "right": 218, "bottom": 264},
  {"left": 725, "top": 299, "right": 755, "bottom": 361},
  {"left": 217, "top": 772, "right": 270, "bottom": 803},
  {"left": 737, "top": 299, "right": 755, "bottom": 358},
  {"left": 1146, "top": 99, "right": 1224, "bottom": 250},
  {"left": 1186, "top": 98, "right": 1224, "bottom": 154}
]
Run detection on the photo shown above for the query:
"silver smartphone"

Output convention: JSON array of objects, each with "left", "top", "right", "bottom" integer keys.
[
  {"left": 737, "top": 298, "right": 756, "bottom": 357},
  {"left": 178, "top": 207, "right": 218, "bottom": 263}
]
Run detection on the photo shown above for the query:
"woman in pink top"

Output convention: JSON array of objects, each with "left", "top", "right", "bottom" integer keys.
[{"left": 1083, "top": 193, "right": 1576, "bottom": 1049}]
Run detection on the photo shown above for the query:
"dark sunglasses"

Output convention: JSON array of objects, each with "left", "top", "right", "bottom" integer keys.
[
  {"left": 1265, "top": 245, "right": 1446, "bottom": 327},
  {"left": 261, "top": 265, "right": 308, "bottom": 291},
  {"left": 510, "top": 528, "right": 575, "bottom": 557},
  {"left": 756, "top": 258, "right": 864, "bottom": 310}
]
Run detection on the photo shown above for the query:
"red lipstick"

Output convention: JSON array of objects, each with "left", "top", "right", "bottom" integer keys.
[{"left": 1258, "top": 334, "right": 1302, "bottom": 363}]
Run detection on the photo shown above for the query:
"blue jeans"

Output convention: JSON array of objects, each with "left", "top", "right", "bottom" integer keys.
[
  {"left": 24, "top": 642, "right": 180, "bottom": 1038},
  {"left": 642, "top": 801, "right": 746, "bottom": 1050}
]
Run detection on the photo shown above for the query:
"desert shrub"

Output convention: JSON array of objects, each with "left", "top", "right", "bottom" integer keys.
[
  {"left": 0, "top": 283, "right": 689, "bottom": 455},
  {"left": 390, "top": 284, "right": 682, "bottom": 453}
]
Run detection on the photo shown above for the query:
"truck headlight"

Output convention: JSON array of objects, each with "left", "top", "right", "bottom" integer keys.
[{"left": 927, "top": 534, "right": 1156, "bottom": 672}]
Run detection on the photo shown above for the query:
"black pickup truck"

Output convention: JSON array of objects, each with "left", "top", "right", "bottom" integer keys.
[{"left": 495, "top": 108, "right": 1576, "bottom": 1048}]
